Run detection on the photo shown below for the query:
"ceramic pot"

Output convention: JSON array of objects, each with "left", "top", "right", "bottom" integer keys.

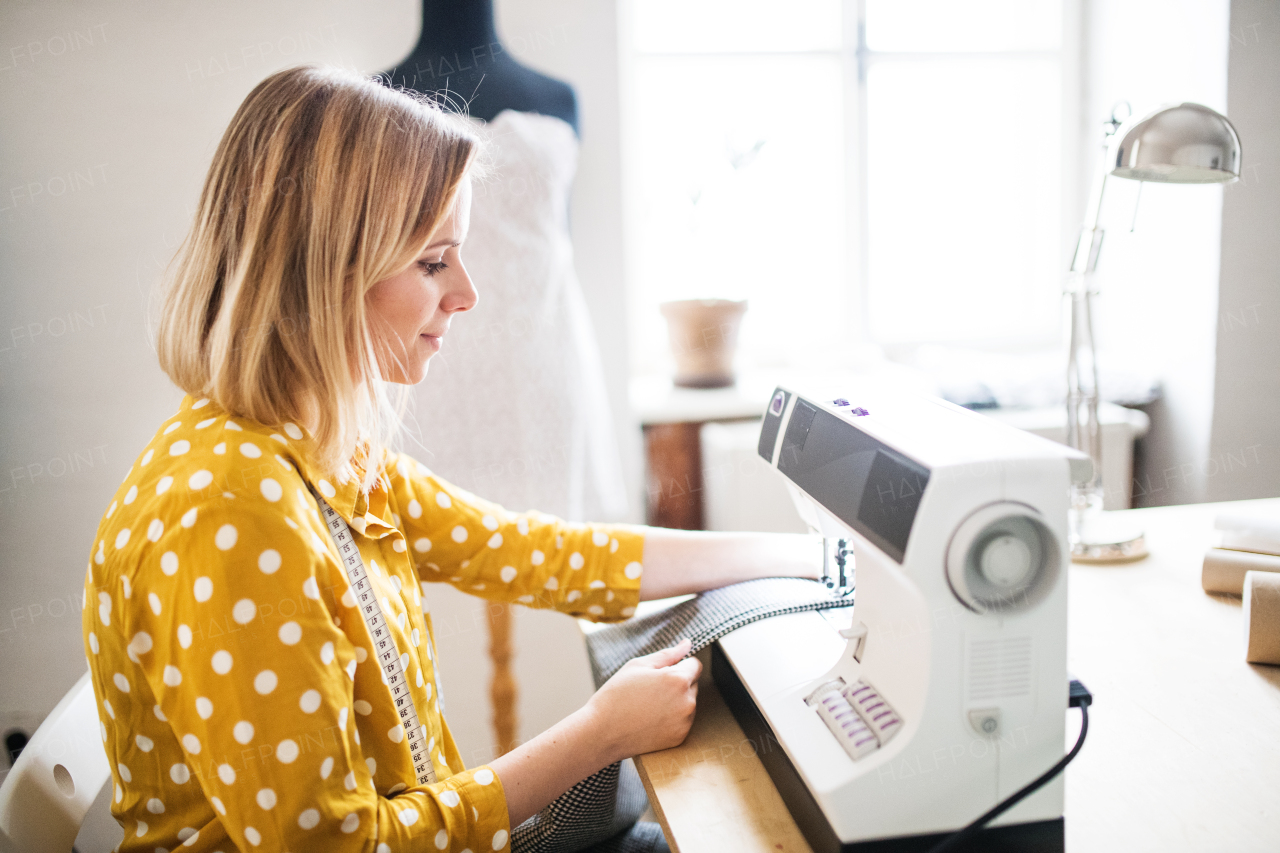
[{"left": 659, "top": 299, "right": 748, "bottom": 388}]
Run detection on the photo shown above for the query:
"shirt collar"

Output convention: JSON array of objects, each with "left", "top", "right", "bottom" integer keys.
[{"left": 178, "top": 394, "right": 396, "bottom": 538}]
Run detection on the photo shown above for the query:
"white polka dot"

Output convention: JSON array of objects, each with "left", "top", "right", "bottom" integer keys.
[
  {"left": 193, "top": 576, "right": 213, "bottom": 602},
  {"left": 256, "top": 788, "right": 276, "bottom": 810},
  {"left": 611, "top": 538, "right": 620, "bottom": 552},
  {"left": 318, "top": 479, "right": 336, "bottom": 498},
  {"left": 161, "top": 551, "right": 179, "bottom": 575},
  {"left": 593, "top": 530, "right": 609, "bottom": 547},
  {"left": 163, "top": 665, "right": 182, "bottom": 687},
  {"left": 531, "top": 550, "right": 545, "bottom": 566},
  {"left": 102, "top": 699, "right": 114, "bottom": 719},
  {"left": 244, "top": 827, "right": 261, "bottom": 847},
  {"left": 118, "top": 762, "right": 132, "bottom": 783},
  {"left": 320, "top": 756, "right": 334, "bottom": 779},
  {"left": 260, "top": 478, "right": 282, "bottom": 501},
  {"left": 182, "top": 734, "right": 201, "bottom": 754},
  {"left": 621, "top": 606, "right": 637, "bottom": 617},
  {"left": 416, "top": 668, "right": 425, "bottom": 687},
  {"left": 341, "top": 587, "right": 357, "bottom": 608},
  {"left": 177, "top": 624, "right": 192, "bottom": 648},
  {"left": 257, "top": 548, "right": 281, "bottom": 574},
  {"left": 212, "top": 650, "right": 233, "bottom": 674},
  {"left": 435, "top": 829, "right": 449, "bottom": 849},
  {"left": 567, "top": 590, "right": 582, "bottom": 603},
  {"left": 346, "top": 659, "right": 357, "bottom": 680},
  {"left": 406, "top": 498, "right": 423, "bottom": 519},
  {"left": 196, "top": 697, "right": 213, "bottom": 719},
  {"left": 284, "top": 422, "right": 304, "bottom": 440},
  {"left": 366, "top": 757, "right": 377, "bottom": 776},
  {"left": 153, "top": 705, "right": 167, "bottom": 722},
  {"left": 165, "top": 422, "right": 183, "bottom": 437},
  {"left": 181, "top": 507, "right": 197, "bottom": 527},
  {"left": 217, "top": 763, "right": 236, "bottom": 784},
  {"left": 148, "top": 592, "right": 162, "bottom": 615},
  {"left": 493, "top": 829, "right": 509, "bottom": 850},
  {"left": 229, "top": 598, "right": 257, "bottom": 625},
  {"left": 588, "top": 605, "right": 605, "bottom": 616},
  {"left": 88, "top": 632, "right": 99, "bottom": 654},
  {"left": 214, "top": 524, "right": 237, "bottom": 550},
  {"left": 192, "top": 398, "right": 209, "bottom": 409},
  {"left": 544, "top": 577, "right": 559, "bottom": 591},
  {"left": 344, "top": 771, "right": 357, "bottom": 791},
  {"left": 354, "top": 646, "right": 368, "bottom": 663},
  {"left": 488, "top": 532, "right": 503, "bottom": 549},
  {"left": 397, "top": 807, "right": 419, "bottom": 826},
  {"left": 97, "top": 591, "right": 111, "bottom": 625},
  {"left": 141, "top": 450, "right": 154, "bottom": 466},
  {"left": 124, "top": 485, "right": 138, "bottom": 505},
  {"left": 136, "top": 734, "right": 154, "bottom": 752},
  {"left": 412, "top": 536, "right": 433, "bottom": 554},
  {"left": 388, "top": 725, "right": 404, "bottom": 743},
  {"left": 254, "top": 670, "right": 278, "bottom": 695},
  {"left": 321, "top": 642, "right": 335, "bottom": 664},
  {"left": 569, "top": 552, "right": 585, "bottom": 570},
  {"left": 341, "top": 812, "right": 360, "bottom": 833},
  {"left": 440, "top": 790, "right": 460, "bottom": 808},
  {"left": 135, "top": 819, "right": 147, "bottom": 836},
  {"left": 113, "top": 672, "right": 130, "bottom": 693},
  {"left": 94, "top": 541, "right": 104, "bottom": 565},
  {"left": 115, "top": 528, "right": 131, "bottom": 549},
  {"left": 295, "top": 689, "right": 321, "bottom": 714},
  {"left": 474, "top": 768, "right": 494, "bottom": 785},
  {"left": 128, "top": 631, "right": 152, "bottom": 658},
  {"left": 303, "top": 577, "right": 320, "bottom": 599},
  {"left": 278, "top": 621, "right": 302, "bottom": 645},
  {"left": 517, "top": 517, "right": 530, "bottom": 535},
  {"left": 589, "top": 579, "right": 606, "bottom": 589},
  {"left": 147, "top": 519, "right": 164, "bottom": 542},
  {"left": 214, "top": 442, "right": 225, "bottom": 455},
  {"left": 170, "top": 440, "right": 190, "bottom": 456},
  {"left": 625, "top": 561, "right": 643, "bottom": 579},
  {"left": 234, "top": 721, "right": 254, "bottom": 744},
  {"left": 225, "top": 420, "right": 242, "bottom": 431},
  {"left": 276, "top": 739, "right": 299, "bottom": 763},
  {"left": 353, "top": 699, "right": 372, "bottom": 716},
  {"left": 147, "top": 797, "right": 166, "bottom": 813},
  {"left": 196, "top": 417, "right": 215, "bottom": 429},
  {"left": 210, "top": 797, "right": 226, "bottom": 816},
  {"left": 435, "top": 491, "right": 452, "bottom": 508},
  {"left": 188, "top": 470, "right": 213, "bottom": 490},
  {"left": 451, "top": 525, "right": 468, "bottom": 542},
  {"left": 240, "top": 443, "right": 262, "bottom": 459}
]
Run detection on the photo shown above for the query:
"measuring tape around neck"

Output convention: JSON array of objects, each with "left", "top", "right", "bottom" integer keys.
[{"left": 312, "top": 490, "right": 437, "bottom": 786}]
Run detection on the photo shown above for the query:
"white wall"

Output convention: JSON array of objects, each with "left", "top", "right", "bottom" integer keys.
[
  {"left": 0, "top": 0, "right": 633, "bottom": 778},
  {"left": 1206, "top": 0, "right": 1280, "bottom": 501},
  {"left": 1083, "top": 0, "right": 1231, "bottom": 506}
]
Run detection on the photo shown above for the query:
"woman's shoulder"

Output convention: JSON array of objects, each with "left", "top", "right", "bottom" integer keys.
[{"left": 87, "top": 396, "right": 323, "bottom": 591}]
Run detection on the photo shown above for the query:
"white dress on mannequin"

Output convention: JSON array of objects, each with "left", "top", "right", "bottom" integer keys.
[{"left": 407, "top": 110, "right": 628, "bottom": 523}]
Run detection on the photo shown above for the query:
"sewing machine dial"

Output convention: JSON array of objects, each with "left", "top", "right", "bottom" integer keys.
[{"left": 945, "top": 502, "right": 1061, "bottom": 614}]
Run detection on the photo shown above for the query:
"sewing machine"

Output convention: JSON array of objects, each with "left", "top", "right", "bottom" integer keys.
[{"left": 713, "top": 384, "right": 1091, "bottom": 852}]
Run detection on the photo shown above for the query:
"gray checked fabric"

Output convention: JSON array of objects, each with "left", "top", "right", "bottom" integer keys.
[{"left": 512, "top": 577, "right": 843, "bottom": 853}]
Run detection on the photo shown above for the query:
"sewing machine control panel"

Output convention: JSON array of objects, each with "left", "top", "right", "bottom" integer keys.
[{"left": 807, "top": 678, "right": 903, "bottom": 762}]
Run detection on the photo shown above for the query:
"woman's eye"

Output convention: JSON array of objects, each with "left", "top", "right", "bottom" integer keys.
[{"left": 418, "top": 260, "right": 448, "bottom": 277}]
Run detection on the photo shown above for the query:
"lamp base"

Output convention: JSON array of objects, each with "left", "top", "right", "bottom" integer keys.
[{"left": 1070, "top": 510, "right": 1149, "bottom": 563}]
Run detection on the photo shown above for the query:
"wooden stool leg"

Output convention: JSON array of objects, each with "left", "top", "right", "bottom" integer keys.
[
  {"left": 487, "top": 604, "right": 518, "bottom": 756},
  {"left": 644, "top": 422, "right": 705, "bottom": 530}
]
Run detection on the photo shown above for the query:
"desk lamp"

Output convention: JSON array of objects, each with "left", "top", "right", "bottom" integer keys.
[{"left": 1068, "top": 102, "right": 1241, "bottom": 562}]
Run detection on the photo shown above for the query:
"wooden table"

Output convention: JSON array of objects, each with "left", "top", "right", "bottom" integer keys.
[{"left": 633, "top": 499, "right": 1280, "bottom": 853}]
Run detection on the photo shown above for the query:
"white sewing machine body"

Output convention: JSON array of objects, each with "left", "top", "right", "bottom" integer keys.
[{"left": 714, "top": 384, "right": 1089, "bottom": 852}]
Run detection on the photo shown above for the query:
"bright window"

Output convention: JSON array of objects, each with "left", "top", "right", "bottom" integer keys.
[{"left": 622, "top": 0, "right": 1072, "bottom": 374}]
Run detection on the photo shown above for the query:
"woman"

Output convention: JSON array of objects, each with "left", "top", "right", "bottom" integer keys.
[{"left": 82, "top": 65, "right": 818, "bottom": 852}]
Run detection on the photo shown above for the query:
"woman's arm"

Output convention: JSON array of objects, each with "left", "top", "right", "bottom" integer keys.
[{"left": 638, "top": 529, "right": 823, "bottom": 601}]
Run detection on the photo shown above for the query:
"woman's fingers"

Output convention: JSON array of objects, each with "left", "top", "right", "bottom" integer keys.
[
  {"left": 636, "top": 637, "right": 692, "bottom": 669},
  {"left": 669, "top": 655, "right": 702, "bottom": 684}
]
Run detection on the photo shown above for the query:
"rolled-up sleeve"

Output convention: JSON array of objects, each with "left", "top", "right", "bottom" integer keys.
[{"left": 387, "top": 453, "right": 645, "bottom": 622}]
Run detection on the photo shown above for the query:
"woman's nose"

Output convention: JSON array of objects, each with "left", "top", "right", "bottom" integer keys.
[{"left": 443, "top": 263, "right": 479, "bottom": 313}]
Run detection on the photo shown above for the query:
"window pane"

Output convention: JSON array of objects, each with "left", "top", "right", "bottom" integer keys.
[
  {"left": 632, "top": 0, "right": 842, "bottom": 53},
  {"left": 865, "top": 57, "right": 1062, "bottom": 344},
  {"left": 626, "top": 55, "right": 847, "bottom": 371},
  {"left": 866, "top": 0, "right": 1062, "bottom": 52}
]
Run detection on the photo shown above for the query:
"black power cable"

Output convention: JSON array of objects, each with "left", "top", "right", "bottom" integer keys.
[{"left": 927, "top": 679, "right": 1093, "bottom": 853}]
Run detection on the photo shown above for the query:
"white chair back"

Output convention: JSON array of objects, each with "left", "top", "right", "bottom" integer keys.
[{"left": 0, "top": 671, "right": 111, "bottom": 853}]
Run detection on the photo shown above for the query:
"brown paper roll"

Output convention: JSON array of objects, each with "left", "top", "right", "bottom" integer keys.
[
  {"left": 1243, "top": 571, "right": 1280, "bottom": 665},
  {"left": 1201, "top": 548, "right": 1280, "bottom": 595}
]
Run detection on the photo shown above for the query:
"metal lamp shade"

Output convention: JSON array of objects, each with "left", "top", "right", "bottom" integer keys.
[{"left": 1109, "top": 102, "right": 1241, "bottom": 183}]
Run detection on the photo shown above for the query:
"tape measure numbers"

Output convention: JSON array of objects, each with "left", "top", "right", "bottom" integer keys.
[{"left": 313, "top": 491, "right": 437, "bottom": 786}]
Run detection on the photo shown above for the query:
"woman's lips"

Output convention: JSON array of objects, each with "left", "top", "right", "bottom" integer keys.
[{"left": 420, "top": 334, "right": 442, "bottom": 352}]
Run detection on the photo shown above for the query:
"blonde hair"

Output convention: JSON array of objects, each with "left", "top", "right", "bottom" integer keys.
[{"left": 157, "top": 65, "right": 479, "bottom": 490}]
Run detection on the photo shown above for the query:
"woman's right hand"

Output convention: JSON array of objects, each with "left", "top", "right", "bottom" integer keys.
[{"left": 587, "top": 638, "right": 702, "bottom": 761}]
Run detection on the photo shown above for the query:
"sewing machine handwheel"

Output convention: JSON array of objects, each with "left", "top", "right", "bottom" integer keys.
[{"left": 945, "top": 502, "right": 1061, "bottom": 614}]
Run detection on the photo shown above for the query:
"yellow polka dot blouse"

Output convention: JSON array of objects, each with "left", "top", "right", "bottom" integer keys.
[{"left": 81, "top": 395, "right": 645, "bottom": 852}]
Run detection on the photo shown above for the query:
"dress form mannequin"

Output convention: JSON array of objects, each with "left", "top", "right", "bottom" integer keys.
[{"left": 383, "top": 0, "right": 578, "bottom": 133}]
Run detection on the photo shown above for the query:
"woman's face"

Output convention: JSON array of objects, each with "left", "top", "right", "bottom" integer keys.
[{"left": 367, "top": 179, "right": 476, "bottom": 385}]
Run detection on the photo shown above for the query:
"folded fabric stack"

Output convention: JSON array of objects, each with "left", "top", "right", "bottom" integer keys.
[
  {"left": 1203, "top": 512, "right": 1280, "bottom": 666},
  {"left": 1202, "top": 513, "right": 1280, "bottom": 595}
]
